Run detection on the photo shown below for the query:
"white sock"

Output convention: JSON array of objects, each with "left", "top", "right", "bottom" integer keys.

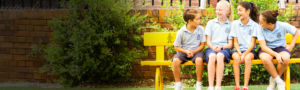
[
  {"left": 274, "top": 76, "right": 284, "bottom": 84},
  {"left": 196, "top": 81, "right": 202, "bottom": 86},
  {"left": 175, "top": 82, "right": 182, "bottom": 86},
  {"left": 208, "top": 86, "right": 214, "bottom": 89},
  {"left": 243, "top": 87, "right": 248, "bottom": 89}
]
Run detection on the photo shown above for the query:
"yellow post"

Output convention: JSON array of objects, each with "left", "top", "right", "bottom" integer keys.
[
  {"left": 155, "top": 67, "right": 160, "bottom": 90},
  {"left": 284, "top": 66, "right": 290, "bottom": 90},
  {"left": 156, "top": 46, "right": 165, "bottom": 61},
  {"left": 160, "top": 66, "right": 163, "bottom": 90},
  {"left": 156, "top": 46, "right": 164, "bottom": 90}
]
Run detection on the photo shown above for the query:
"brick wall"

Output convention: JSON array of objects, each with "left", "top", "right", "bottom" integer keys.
[
  {"left": 0, "top": 0, "right": 299, "bottom": 82},
  {"left": 0, "top": 10, "right": 66, "bottom": 82}
]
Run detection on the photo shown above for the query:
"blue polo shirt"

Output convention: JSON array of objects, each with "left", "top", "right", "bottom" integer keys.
[
  {"left": 229, "top": 19, "right": 261, "bottom": 51},
  {"left": 173, "top": 25, "right": 206, "bottom": 50},
  {"left": 205, "top": 18, "right": 232, "bottom": 47},
  {"left": 257, "top": 21, "right": 297, "bottom": 48}
]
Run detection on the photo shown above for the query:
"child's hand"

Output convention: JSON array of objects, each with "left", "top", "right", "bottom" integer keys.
[
  {"left": 215, "top": 46, "right": 221, "bottom": 52},
  {"left": 186, "top": 50, "right": 193, "bottom": 58},
  {"left": 284, "top": 45, "right": 294, "bottom": 52},
  {"left": 275, "top": 53, "right": 283, "bottom": 64}
]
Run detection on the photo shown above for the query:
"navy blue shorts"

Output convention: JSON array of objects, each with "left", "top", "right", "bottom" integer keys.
[
  {"left": 205, "top": 48, "right": 231, "bottom": 63},
  {"left": 173, "top": 51, "right": 204, "bottom": 64},
  {"left": 258, "top": 46, "right": 291, "bottom": 56},
  {"left": 232, "top": 49, "right": 258, "bottom": 59}
]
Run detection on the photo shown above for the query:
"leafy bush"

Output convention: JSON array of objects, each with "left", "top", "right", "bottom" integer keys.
[{"left": 41, "top": 0, "right": 146, "bottom": 86}]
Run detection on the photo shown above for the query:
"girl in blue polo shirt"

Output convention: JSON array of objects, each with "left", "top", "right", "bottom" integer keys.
[
  {"left": 229, "top": 1, "right": 260, "bottom": 90},
  {"left": 257, "top": 10, "right": 299, "bottom": 90},
  {"left": 205, "top": 1, "right": 232, "bottom": 90}
]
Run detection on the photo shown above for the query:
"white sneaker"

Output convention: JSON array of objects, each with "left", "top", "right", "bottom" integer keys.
[
  {"left": 267, "top": 77, "right": 276, "bottom": 90},
  {"left": 277, "top": 81, "right": 285, "bottom": 90},
  {"left": 215, "top": 87, "right": 221, "bottom": 90},
  {"left": 196, "top": 82, "right": 202, "bottom": 90},
  {"left": 174, "top": 82, "right": 182, "bottom": 90},
  {"left": 207, "top": 87, "right": 214, "bottom": 90}
]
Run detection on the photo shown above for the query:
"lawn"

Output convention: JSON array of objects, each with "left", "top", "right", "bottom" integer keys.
[{"left": 0, "top": 84, "right": 299, "bottom": 90}]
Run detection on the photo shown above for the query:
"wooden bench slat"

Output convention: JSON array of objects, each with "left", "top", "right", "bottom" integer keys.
[{"left": 141, "top": 58, "right": 300, "bottom": 66}]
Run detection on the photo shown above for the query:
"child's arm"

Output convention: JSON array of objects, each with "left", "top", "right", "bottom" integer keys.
[
  {"left": 243, "top": 37, "right": 256, "bottom": 55},
  {"left": 192, "top": 42, "right": 205, "bottom": 54},
  {"left": 206, "top": 36, "right": 214, "bottom": 50},
  {"left": 259, "top": 40, "right": 284, "bottom": 64},
  {"left": 233, "top": 37, "right": 242, "bottom": 54},
  {"left": 285, "top": 30, "right": 299, "bottom": 51},
  {"left": 222, "top": 39, "right": 233, "bottom": 49},
  {"left": 174, "top": 46, "right": 189, "bottom": 54}
]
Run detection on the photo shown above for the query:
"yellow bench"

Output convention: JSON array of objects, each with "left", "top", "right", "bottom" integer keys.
[{"left": 141, "top": 32, "right": 300, "bottom": 90}]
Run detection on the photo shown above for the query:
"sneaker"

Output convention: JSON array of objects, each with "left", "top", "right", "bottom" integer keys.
[
  {"left": 277, "top": 81, "right": 285, "bottom": 90},
  {"left": 267, "top": 77, "right": 276, "bottom": 90},
  {"left": 242, "top": 87, "right": 248, "bottom": 90},
  {"left": 174, "top": 82, "right": 182, "bottom": 90},
  {"left": 234, "top": 87, "right": 240, "bottom": 90},
  {"left": 215, "top": 87, "right": 221, "bottom": 90},
  {"left": 196, "top": 82, "right": 202, "bottom": 90},
  {"left": 207, "top": 87, "right": 214, "bottom": 90}
]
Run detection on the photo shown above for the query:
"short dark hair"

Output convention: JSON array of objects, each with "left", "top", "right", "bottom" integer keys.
[
  {"left": 261, "top": 10, "right": 279, "bottom": 24},
  {"left": 183, "top": 9, "right": 198, "bottom": 23}
]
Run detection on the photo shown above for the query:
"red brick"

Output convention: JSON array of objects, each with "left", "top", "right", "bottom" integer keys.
[
  {"left": 10, "top": 49, "right": 27, "bottom": 55},
  {"left": 0, "top": 54, "right": 12, "bottom": 60},
  {"left": 0, "top": 42, "right": 13, "bottom": 48},
  {"left": 14, "top": 55, "right": 28, "bottom": 61}
]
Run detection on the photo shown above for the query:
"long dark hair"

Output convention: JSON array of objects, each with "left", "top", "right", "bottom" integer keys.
[{"left": 238, "top": 1, "right": 259, "bottom": 22}]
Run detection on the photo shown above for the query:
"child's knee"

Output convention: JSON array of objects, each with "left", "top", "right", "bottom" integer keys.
[
  {"left": 173, "top": 58, "right": 181, "bottom": 66},
  {"left": 195, "top": 58, "right": 203, "bottom": 65}
]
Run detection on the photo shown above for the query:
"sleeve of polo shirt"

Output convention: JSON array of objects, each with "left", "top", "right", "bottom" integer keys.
[
  {"left": 256, "top": 27, "right": 265, "bottom": 41},
  {"left": 200, "top": 28, "right": 206, "bottom": 42},
  {"left": 283, "top": 22, "right": 297, "bottom": 35},
  {"left": 252, "top": 24, "right": 261, "bottom": 37},
  {"left": 205, "top": 21, "right": 212, "bottom": 36},
  {"left": 173, "top": 30, "right": 183, "bottom": 47},
  {"left": 229, "top": 22, "right": 237, "bottom": 38}
]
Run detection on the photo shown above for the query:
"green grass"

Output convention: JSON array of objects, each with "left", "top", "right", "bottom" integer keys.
[{"left": 0, "top": 84, "right": 299, "bottom": 90}]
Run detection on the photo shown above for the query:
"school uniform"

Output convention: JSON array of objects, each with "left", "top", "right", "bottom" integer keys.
[
  {"left": 204, "top": 18, "right": 232, "bottom": 63},
  {"left": 257, "top": 21, "right": 297, "bottom": 55},
  {"left": 173, "top": 25, "right": 206, "bottom": 64}
]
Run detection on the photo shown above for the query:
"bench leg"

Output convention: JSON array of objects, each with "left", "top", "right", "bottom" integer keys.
[
  {"left": 284, "top": 65, "right": 290, "bottom": 90},
  {"left": 160, "top": 66, "right": 163, "bottom": 90},
  {"left": 155, "top": 67, "right": 161, "bottom": 90}
]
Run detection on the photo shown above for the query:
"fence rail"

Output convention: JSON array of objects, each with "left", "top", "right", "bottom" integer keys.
[{"left": 0, "top": 0, "right": 297, "bottom": 9}]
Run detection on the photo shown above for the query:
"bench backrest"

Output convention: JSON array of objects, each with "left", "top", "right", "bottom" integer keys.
[{"left": 144, "top": 31, "right": 300, "bottom": 61}]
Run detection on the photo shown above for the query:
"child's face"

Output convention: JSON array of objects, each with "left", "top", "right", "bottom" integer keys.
[
  {"left": 216, "top": 4, "right": 229, "bottom": 18},
  {"left": 189, "top": 14, "right": 201, "bottom": 27},
  {"left": 237, "top": 5, "right": 250, "bottom": 20},
  {"left": 259, "top": 15, "right": 271, "bottom": 29}
]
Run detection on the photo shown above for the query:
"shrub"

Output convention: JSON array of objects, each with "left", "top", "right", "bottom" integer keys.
[{"left": 41, "top": 0, "right": 146, "bottom": 86}]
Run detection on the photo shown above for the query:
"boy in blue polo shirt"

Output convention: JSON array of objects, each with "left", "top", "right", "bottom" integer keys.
[{"left": 173, "top": 9, "right": 206, "bottom": 90}]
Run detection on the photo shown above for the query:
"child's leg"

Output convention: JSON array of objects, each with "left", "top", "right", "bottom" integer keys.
[
  {"left": 243, "top": 53, "right": 254, "bottom": 87},
  {"left": 173, "top": 58, "right": 182, "bottom": 82},
  {"left": 276, "top": 51, "right": 290, "bottom": 76},
  {"left": 259, "top": 52, "right": 279, "bottom": 78},
  {"left": 208, "top": 53, "right": 217, "bottom": 87},
  {"left": 216, "top": 53, "right": 225, "bottom": 87},
  {"left": 232, "top": 52, "right": 241, "bottom": 88},
  {"left": 195, "top": 57, "right": 204, "bottom": 82}
]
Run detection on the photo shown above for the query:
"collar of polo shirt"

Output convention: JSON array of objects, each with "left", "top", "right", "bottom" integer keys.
[
  {"left": 238, "top": 18, "right": 255, "bottom": 26},
  {"left": 213, "top": 18, "right": 230, "bottom": 24}
]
